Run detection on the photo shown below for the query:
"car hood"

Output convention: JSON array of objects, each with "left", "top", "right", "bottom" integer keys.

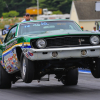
[{"left": 21, "top": 30, "right": 100, "bottom": 42}]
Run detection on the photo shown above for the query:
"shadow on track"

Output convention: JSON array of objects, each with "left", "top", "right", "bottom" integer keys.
[{"left": 10, "top": 84, "right": 100, "bottom": 95}]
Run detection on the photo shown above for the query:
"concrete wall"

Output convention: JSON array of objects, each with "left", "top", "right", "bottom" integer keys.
[
  {"left": 79, "top": 21, "right": 95, "bottom": 31},
  {"left": 70, "top": 1, "right": 79, "bottom": 24}
]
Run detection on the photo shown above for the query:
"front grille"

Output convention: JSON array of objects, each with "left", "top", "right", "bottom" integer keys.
[
  {"left": 46, "top": 36, "right": 90, "bottom": 48},
  {"left": 31, "top": 35, "right": 95, "bottom": 49}
]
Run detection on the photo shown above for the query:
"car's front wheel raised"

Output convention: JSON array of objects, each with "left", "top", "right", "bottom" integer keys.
[
  {"left": 61, "top": 68, "right": 78, "bottom": 86},
  {"left": 21, "top": 53, "right": 34, "bottom": 83},
  {"left": 0, "top": 64, "right": 11, "bottom": 89}
]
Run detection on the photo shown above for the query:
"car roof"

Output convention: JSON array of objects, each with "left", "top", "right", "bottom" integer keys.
[{"left": 17, "top": 19, "right": 73, "bottom": 25}]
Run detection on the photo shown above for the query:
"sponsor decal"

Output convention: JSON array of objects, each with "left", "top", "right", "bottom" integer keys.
[
  {"left": 24, "top": 25, "right": 30, "bottom": 28},
  {"left": 5, "top": 41, "right": 17, "bottom": 50},
  {"left": 4, "top": 53, "right": 19, "bottom": 73},
  {"left": 28, "top": 52, "right": 33, "bottom": 56},
  {"left": 26, "top": 53, "right": 29, "bottom": 58},
  {"left": 1, "top": 61, "right": 4, "bottom": 67},
  {"left": 6, "top": 65, "right": 13, "bottom": 72},
  {"left": 33, "top": 24, "right": 40, "bottom": 26},
  {"left": 41, "top": 22, "right": 49, "bottom": 25}
]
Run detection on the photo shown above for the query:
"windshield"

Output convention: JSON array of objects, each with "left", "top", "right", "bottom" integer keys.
[{"left": 18, "top": 21, "right": 82, "bottom": 35}]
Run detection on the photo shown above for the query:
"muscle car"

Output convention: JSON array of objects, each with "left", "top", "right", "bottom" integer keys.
[{"left": 0, "top": 19, "right": 100, "bottom": 88}]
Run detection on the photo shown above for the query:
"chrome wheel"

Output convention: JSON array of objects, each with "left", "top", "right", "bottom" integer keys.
[
  {"left": 21, "top": 53, "right": 34, "bottom": 83},
  {"left": 22, "top": 58, "right": 26, "bottom": 76}
]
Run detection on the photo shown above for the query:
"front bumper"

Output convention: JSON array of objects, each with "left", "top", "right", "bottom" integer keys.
[{"left": 23, "top": 46, "right": 100, "bottom": 61}]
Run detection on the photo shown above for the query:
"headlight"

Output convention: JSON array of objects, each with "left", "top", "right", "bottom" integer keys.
[
  {"left": 36, "top": 39, "right": 47, "bottom": 48},
  {"left": 90, "top": 36, "right": 100, "bottom": 45}
]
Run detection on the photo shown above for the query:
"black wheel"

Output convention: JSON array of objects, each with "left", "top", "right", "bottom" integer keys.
[
  {"left": 89, "top": 58, "right": 100, "bottom": 78},
  {"left": 0, "top": 64, "right": 11, "bottom": 89},
  {"left": 61, "top": 68, "right": 78, "bottom": 86},
  {"left": 21, "top": 53, "right": 34, "bottom": 83}
]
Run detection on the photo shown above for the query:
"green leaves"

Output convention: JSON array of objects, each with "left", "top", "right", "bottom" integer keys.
[
  {"left": 2, "top": 11, "right": 19, "bottom": 18},
  {"left": 3, "top": 0, "right": 34, "bottom": 16},
  {"left": 8, "top": 11, "right": 19, "bottom": 17},
  {"left": 2, "top": 0, "right": 72, "bottom": 16},
  {"left": 39, "top": 0, "right": 72, "bottom": 14},
  {"left": 52, "top": 10, "right": 62, "bottom": 14},
  {"left": 2, "top": 12, "right": 9, "bottom": 18},
  {"left": 0, "top": 0, "right": 4, "bottom": 17}
]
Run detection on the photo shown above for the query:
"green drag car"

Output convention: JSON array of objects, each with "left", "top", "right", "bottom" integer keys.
[{"left": 0, "top": 19, "right": 100, "bottom": 88}]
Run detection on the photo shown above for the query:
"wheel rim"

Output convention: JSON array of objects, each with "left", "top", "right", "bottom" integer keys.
[{"left": 23, "top": 58, "right": 26, "bottom": 76}]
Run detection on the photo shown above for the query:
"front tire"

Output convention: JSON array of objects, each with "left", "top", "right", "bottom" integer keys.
[
  {"left": 61, "top": 68, "right": 78, "bottom": 86},
  {"left": 21, "top": 53, "right": 34, "bottom": 83},
  {"left": 89, "top": 58, "right": 100, "bottom": 78},
  {"left": 0, "top": 64, "right": 11, "bottom": 89}
]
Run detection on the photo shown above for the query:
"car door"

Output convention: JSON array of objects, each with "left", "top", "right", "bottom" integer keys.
[{"left": 2, "top": 25, "right": 19, "bottom": 73}]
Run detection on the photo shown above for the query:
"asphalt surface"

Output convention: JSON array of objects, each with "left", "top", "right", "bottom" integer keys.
[{"left": 0, "top": 73, "right": 100, "bottom": 100}]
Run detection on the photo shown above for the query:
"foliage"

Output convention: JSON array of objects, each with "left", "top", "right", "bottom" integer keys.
[
  {"left": 8, "top": 11, "right": 19, "bottom": 17},
  {"left": 2, "top": 12, "right": 9, "bottom": 18},
  {"left": 0, "top": 0, "right": 4, "bottom": 17},
  {"left": 2, "top": 0, "right": 72, "bottom": 16},
  {"left": 52, "top": 10, "right": 62, "bottom": 14},
  {"left": 2, "top": 11, "right": 19, "bottom": 18},
  {"left": 39, "top": 0, "right": 72, "bottom": 14},
  {"left": 3, "top": 0, "right": 35, "bottom": 16}
]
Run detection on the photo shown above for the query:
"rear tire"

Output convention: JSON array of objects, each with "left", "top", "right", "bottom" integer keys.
[
  {"left": 21, "top": 53, "right": 34, "bottom": 83},
  {"left": 0, "top": 64, "right": 11, "bottom": 89},
  {"left": 61, "top": 68, "right": 78, "bottom": 86}
]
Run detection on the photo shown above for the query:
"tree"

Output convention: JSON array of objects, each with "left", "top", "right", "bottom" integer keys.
[
  {"left": 52, "top": 10, "right": 62, "bottom": 14},
  {"left": 0, "top": 0, "right": 4, "bottom": 17},
  {"left": 2, "top": 11, "right": 19, "bottom": 18},
  {"left": 8, "top": 11, "right": 19, "bottom": 17},
  {"left": 39, "top": 0, "right": 72, "bottom": 14},
  {"left": 2, "top": 0, "right": 72, "bottom": 16},
  {"left": 3, "top": 0, "right": 34, "bottom": 16},
  {"left": 2, "top": 12, "right": 9, "bottom": 18}
]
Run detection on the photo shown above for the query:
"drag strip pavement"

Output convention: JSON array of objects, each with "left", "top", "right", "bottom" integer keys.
[{"left": 0, "top": 73, "right": 100, "bottom": 100}]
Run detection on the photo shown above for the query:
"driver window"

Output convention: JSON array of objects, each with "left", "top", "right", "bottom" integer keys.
[{"left": 6, "top": 26, "right": 17, "bottom": 42}]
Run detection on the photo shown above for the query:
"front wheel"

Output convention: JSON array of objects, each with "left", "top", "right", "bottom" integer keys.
[
  {"left": 20, "top": 53, "right": 35, "bottom": 83},
  {"left": 61, "top": 68, "right": 78, "bottom": 86},
  {"left": 89, "top": 58, "right": 100, "bottom": 78},
  {"left": 0, "top": 64, "right": 11, "bottom": 89}
]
